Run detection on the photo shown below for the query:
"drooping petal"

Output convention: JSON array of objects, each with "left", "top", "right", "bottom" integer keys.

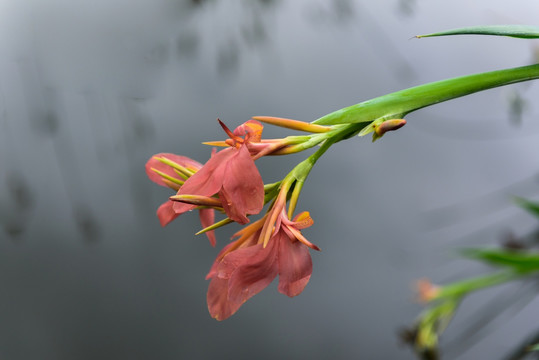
[
  {"left": 216, "top": 244, "right": 263, "bottom": 278},
  {"left": 198, "top": 208, "right": 216, "bottom": 247},
  {"left": 145, "top": 153, "right": 201, "bottom": 187},
  {"left": 219, "top": 145, "right": 264, "bottom": 223},
  {"left": 277, "top": 231, "right": 313, "bottom": 297},
  {"left": 206, "top": 233, "right": 259, "bottom": 280},
  {"left": 206, "top": 241, "right": 237, "bottom": 280},
  {"left": 156, "top": 200, "right": 180, "bottom": 227},
  {"left": 207, "top": 277, "right": 243, "bottom": 321},
  {"left": 173, "top": 148, "right": 235, "bottom": 214},
  {"left": 206, "top": 238, "right": 276, "bottom": 321},
  {"left": 224, "top": 240, "right": 279, "bottom": 305}
]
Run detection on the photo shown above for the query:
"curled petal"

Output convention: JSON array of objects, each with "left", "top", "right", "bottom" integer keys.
[
  {"left": 234, "top": 120, "right": 263, "bottom": 142},
  {"left": 290, "top": 211, "right": 314, "bottom": 229},
  {"left": 277, "top": 231, "right": 313, "bottom": 297}
]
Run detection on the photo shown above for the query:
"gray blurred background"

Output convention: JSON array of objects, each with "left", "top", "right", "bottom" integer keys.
[{"left": 1, "top": 0, "right": 539, "bottom": 359}]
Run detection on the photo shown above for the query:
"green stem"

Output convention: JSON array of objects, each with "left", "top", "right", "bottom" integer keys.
[
  {"left": 436, "top": 271, "right": 514, "bottom": 300},
  {"left": 288, "top": 124, "right": 357, "bottom": 183}
]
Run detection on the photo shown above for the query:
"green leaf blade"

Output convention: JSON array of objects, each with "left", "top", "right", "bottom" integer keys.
[
  {"left": 313, "top": 64, "right": 539, "bottom": 125},
  {"left": 417, "top": 25, "right": 539, "bottom": 39},
  {"left": 461, "top": 248, "right": 539, "bottom": 273},
  {"left": 514, "top": 197, "right": 539, "bottom": 219}
]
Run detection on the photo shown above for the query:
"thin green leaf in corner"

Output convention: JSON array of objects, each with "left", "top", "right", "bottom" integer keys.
[
  {"left": 514, "top": 197, "right": 539, "bottom": 219},
  {"left": 460, "top": 248, "right": 539, "bottom": 274},
  {"left": 416, "top": 25, "right": 539, "bottom": 39}
]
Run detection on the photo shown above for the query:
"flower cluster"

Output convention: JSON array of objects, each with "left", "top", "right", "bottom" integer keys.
[
  {"left": 146, "top": 116, "right": 406, "bottom": 320},
  {"left": 145, "top": 117, "right": 340, "bottom": 320},
  {"left": 410, "top": 271, "right": 515, "bottom": 355}
]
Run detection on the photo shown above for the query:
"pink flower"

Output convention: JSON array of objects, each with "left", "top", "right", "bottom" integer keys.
[
  {"left": 206, "top": 210, "right": 318, "bottom": 321},
  {"left": 173, "top": 120, "right": 265, "bottom": 224},
  {"left": 145, "top": 153, "right": 216, "bottom": 246}
]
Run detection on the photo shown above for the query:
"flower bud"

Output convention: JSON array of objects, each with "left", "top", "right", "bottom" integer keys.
[{"left": 374, "top": 119, "right": 407, "bottom": 136}]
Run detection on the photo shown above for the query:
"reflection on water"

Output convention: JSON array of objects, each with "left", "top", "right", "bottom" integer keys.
[
  {"left": 177, "top": 31, "right": 200, "bottom": 60},
  {"left": 397, "top": 0, "right": 416, "bottom": 17},
  {"left": 1, "top": 172, "right": 35, "bottom": 238},
  {"left": 1, "top": 1, "right": 539, "bottom": 359},
  {"left": 506, "top": 89, "right": 527, "bottom": 125},
  {"left": 305, "top": 0, "right": 356, "bottom": 24}
]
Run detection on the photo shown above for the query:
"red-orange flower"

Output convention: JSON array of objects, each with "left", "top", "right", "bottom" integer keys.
[
  {"left": 173, "top": 120, "right": 265, "bottom": 224},
  {"left": 145, "top": 153, "right": 216, "bottom": 246},
  {"left": 206, "top": 210, "right": 317, "bottom": 321}
]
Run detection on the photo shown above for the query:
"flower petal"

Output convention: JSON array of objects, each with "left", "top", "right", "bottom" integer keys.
[
  {"left": 156, "top": 200, "right": 180, "bottom": 227},
  {"left": 206, "top": 241, "right": 236, "bottom": 280},
  {"left": 219, "top": 145, "right": 264, "bottom": 223},
  {"left": 277, "top": 231, "right": 312, "bottom": 297},
  {"left": 198, "top": 208, "right": 216, "bottom": 247},
  {"left": 206, "top": 233, "right": 259, "bottom": 280},
  {"left": 173, "top": 148, "right": 235, "bottom": 213},
  {"left": 145, "top": 153, "right": 201, "bottom": 187},
  {"left": 224, "top": 241, "right": 279, "bottom": 305},
  {"left": 206, "top": 238, "right": 275, "bottom": 321},
  {"left": 207, "top": 277, "right": 242, "bottom": 321},
  {"left": 290, "top": 211, "right": 314, "bottom": 229},
  {"left": 234, "top": 120, "right": 263, "bottom": 142}
]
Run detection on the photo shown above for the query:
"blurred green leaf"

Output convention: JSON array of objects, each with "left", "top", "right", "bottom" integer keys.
[
  {"left": 416, "top": 25, "right": 539, "bottom": 39},
  {"left": 313, "top": 64, "right": 539, "bottom": 126},
  {"left": 514, "top": 197, "right": 539, "bottom": 219},
  {"left": 530, "top": 344, "right": 539, "bottom": 351},
  {"left": 461, "top": 248, "right": 539, "bottom": 273}
]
